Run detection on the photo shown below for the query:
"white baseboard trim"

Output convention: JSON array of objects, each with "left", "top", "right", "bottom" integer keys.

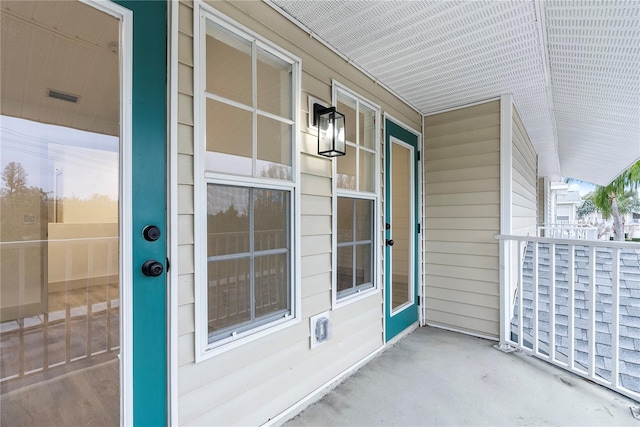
[{"left": 425, "top": 321, "right": 499, "bottom": 342}]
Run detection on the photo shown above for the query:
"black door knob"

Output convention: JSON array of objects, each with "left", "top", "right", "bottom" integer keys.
[
  {"left": 143, "top": 225, "right": 161, "bottom": 241},
  {"left": 142, "top": 260, "right": 164, "bottom": 277},
  {"left": 386, "top": 239, "right": 394, "bottom": 246}
]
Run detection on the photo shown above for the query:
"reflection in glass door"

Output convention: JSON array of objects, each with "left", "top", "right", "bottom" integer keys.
[
  {"left": 390, "top": 140, "right": 415, "bottom": 312},
  {"left": 1, "top": 1, "right": 121, "bottom": 425}
]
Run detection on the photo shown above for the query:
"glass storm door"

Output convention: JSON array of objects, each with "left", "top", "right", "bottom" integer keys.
[
  {"left": 0, "top": 1, "right": 167, "bottom": 425},
  {"left": 384, "top": 118, "right": 420, "bottom": 342}
]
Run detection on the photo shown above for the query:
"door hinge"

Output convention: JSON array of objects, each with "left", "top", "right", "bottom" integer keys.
[
  {"left": 417, "top": 296, "right": 421, "bottom": 306},
  {"left": 417, "top": 150, "right": 421, "bottom": 161},
  {"left": 418, "top": 223, "right": 421, "bottom": 233}
]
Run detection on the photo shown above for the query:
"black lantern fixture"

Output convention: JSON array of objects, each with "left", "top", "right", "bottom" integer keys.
[{"left": 313, "top": 103, "right": 346, "bottom": 157}]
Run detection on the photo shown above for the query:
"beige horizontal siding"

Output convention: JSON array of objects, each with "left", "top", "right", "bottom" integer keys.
[
  {"left": 511, "top": 105, "right": 538, "bottom": 237},
  {"left": 424, "top": 100, "right": 500, "bottom": 338},
  {"left": 538, "top": 178, "right": 545, "bottom": 227},
  {"left": 175, "top": 1, "right": 421, "bottom": 425}
]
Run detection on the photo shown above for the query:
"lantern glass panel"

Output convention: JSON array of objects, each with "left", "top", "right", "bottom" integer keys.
[
  {"left": 334, "top": 114, "right": 345, "bottom": 153},
  {"left": 318, "top": 111, "right": 332, "bottom": 154}
]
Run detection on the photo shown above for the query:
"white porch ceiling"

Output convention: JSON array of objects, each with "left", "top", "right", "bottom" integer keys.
[{"left": 269, "top": 0, "right": 640, "bottom": 186}]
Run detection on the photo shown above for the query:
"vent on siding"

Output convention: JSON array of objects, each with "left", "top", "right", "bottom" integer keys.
[{"left": 47, "top": 89, "right": 79, "bottom": 103}]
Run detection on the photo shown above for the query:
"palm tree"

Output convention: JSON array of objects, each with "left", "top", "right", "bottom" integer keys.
[{"left": 576, "top": 161, "right": 640, "bottom": 241}]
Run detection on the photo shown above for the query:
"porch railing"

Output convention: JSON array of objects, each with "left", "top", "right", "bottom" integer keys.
[
  {"left": 497, "top": 235, "right": 640, "bottom": 402},
  {"left": 0, "top": 237, "right": 119, "bottom": 389},
  {"left": 538, "top": 223, "right": 598, "bottom": 240}
]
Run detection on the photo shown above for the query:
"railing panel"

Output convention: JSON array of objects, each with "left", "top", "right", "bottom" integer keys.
[
  {"left": 0, "top": 238, "right": 119, "bottom": 391},
  {"left": 538, "top": 224, "right": 598, "bottom": 240},
  {"left": 497, "top": 234, "right": 640, "bottom": 402}
]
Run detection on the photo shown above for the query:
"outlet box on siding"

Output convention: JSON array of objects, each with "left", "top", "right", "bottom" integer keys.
[{"left": 309, "top": 311, "right": 331, "bottom": 349}]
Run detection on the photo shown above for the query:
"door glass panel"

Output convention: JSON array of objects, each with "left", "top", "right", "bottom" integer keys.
[
  {"left": 391, "top": 142, "right": 413, "bottom": 310},
  {"left": 1, "top": 2, "right": 120, "bottom": 425}
]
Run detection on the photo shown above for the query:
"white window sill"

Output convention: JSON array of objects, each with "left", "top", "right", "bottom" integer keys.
[
  {"left": 333, "top": 287, "right": 381, "bottom": 310},
  {"left": 196, "top": 315, "right": 300, "bottom": 362}
]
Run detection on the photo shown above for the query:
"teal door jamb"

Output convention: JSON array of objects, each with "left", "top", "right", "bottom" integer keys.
[
  {"left": 384, "top": 118, "right": 420, "bottom": 342},
  {"left": 113, "top": 1, "right": 168, "bottom": 425}
]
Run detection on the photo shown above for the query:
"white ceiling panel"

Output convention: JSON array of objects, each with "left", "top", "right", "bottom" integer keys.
[{"left": 270, "top": 0, "right": 640, "bottom": 186}]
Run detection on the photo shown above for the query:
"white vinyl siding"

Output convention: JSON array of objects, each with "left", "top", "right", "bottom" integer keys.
[
  {"left": 423, "top": 100, "right": 501, "bottom": 338},
  {"left": 175, "top": 1, "right": 420, "bottom": 425},
  {"left": 511, "top": 106, "right": 538, "bottom": 236}
]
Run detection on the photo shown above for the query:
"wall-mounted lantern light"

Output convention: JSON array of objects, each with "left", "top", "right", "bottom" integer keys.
[{"left": 313, "top": 103, "right": 346, "bottom": 157}]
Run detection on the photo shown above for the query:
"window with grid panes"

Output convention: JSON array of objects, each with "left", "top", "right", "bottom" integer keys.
[
  {"left": 334, "top": 87, "right": 379, "bottom": 300},
  {"left": 200, "top": 15, "right": 299, "bottom": 347}
]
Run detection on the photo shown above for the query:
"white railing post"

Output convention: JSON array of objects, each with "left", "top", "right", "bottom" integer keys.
[
  {"left": 496, "top": 239, "right": 514, "bottom": 352},
  {"left": 568, "top": 243, "right": 575, "bottom": 370},
  {"left": 533, "top": 242, "right": 539, "bottom": 354},
  {"left": 611, "top": 247, "right": 620, "bottom": 388},
  {"left": 549, "top": 242, "right": 556, "bottom": 362},
  {"left": 518, "top": 240, "right": 524, "bottom": 348},
  {"left": 588, "top": 246, "right": 596, "bottom": 378}
]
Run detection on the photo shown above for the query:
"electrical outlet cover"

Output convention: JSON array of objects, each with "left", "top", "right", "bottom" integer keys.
[{"left": 309, "top": 311, "right": 331, "bottom": 348}]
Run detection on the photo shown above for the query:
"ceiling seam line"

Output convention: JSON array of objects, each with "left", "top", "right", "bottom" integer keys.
[{"left": 534, "top": 0, "right": 561, "bottom": 179}]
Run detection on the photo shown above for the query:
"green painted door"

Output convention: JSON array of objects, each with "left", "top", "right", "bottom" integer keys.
[
  {"left": 114, "top": 1, "right": 168, "bottom": 425},
  {"left": 384, "top": 118, "right": 420, "bottom": 341},
  {"left": 0, "top": 1, "right": 167, "bottom": 425}
]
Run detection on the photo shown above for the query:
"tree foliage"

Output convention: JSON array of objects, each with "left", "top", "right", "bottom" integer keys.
[
  {"left": 1, "top": 161, "right": 28, "bottom": 196},
  {"left": 576, "top": 160, "right": 640, "bottom": 241}
]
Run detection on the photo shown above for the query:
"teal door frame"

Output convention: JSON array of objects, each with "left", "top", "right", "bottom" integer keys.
[
  {"left": 384, "top": 117, "right": 420, "bottom": 342},
  {"left": 113, "top": 1, "right": 168, "bottom": 425}
]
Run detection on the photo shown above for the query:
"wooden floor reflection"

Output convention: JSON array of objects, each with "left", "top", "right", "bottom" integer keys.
[
  {"left": 1, "top": 359, "right": 119, "bottom": 426},
  {"left": 1, "top": 283, "right": 120, "bottom": 425}
]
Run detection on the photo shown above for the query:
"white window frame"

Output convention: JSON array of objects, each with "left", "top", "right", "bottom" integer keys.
[
  {"left": 331, "top": 81, "right": 381, "bottom": 308},
  {"left": 194, "top": 3, "right": 301, "bottom": 361}
]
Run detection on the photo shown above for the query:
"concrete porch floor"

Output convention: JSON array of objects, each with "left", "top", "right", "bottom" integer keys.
[{"left": 284, "top": 327, "right": 639, "bottom": 426}]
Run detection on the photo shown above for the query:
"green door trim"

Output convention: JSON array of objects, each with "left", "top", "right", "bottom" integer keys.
[
  {"left": 113, "top": 1, "right": 168, "bottom": 425},
  {"left": 384, "top": 117, "right": 420, "bottom": 342}
]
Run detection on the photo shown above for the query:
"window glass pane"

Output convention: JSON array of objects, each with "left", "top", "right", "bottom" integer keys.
[
  {"left": 206, "top": 23, "right": 251, "bottom": 105},
  {"left": 257, "top": 47, "right": 292, "bottom": 119},
  {"left": 337, "top": 197, "right": 354, "bottom": 243},
  {"left": 206, "top": 99, "right": 252, "bottom": 175},
  {"left": 255, "top": 253, "right": 289, "bottom": 318},
  {"left": 355, "top": 199, "right": 372, "bottom": 241},
  {"left": 337, "top": 95, "right": 356, "bottom": 144},
  {"left": 337, "top": 246, "right": 353, "bottom": 294},
  {"left": 356, "top": 244, "right": 372, "bottom": 286},
  {"left": 207, "top": 185, "right": 249, "bottom": 257},
  {"left": 257, "top": 115, "right": 292, "bottom": 180},
  {"left": 336, "top": 149, "right": 356, "bottom": 190},
  {"left": 254, "top": 189, "right": 289, "bottom": 252},
  {"left": 359, "top": 104, "right": 376, "bottom": 149},
  {"left": 359, "top": 150, "right": 376, "bottom": 193},
  {"left": 208, "top": 258, "right": 251, "bottom": 335}
]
